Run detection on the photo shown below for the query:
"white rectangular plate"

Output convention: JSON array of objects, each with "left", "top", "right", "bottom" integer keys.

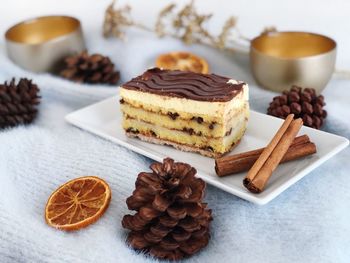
[{"left": 65, "top": 96, "right": 349, "bottom": 205}]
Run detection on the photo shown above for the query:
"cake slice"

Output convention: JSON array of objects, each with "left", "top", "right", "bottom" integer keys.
[{"left": 120, "top": 68, "right": 249, "bottom": 158}]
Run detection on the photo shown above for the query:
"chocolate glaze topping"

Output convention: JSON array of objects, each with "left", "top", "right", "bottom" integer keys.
[{"left": 122, "top": 68, "right": 245, "bottom": 102}]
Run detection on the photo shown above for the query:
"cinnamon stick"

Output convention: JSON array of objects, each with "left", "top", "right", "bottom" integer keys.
[
  {"left": 243, "top": 115, "right": 303, "bottom": 193},
  {"left": 215, "top": 135, "right": 316, "bottom": 176}
]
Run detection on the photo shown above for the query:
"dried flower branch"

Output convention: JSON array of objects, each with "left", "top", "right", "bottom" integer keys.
[
  {"left": 217, "top": 17, "right": 237, "bottom": 49},
  {"left": 103, "top": 0, "right": 252, "bottom": 52},
  {"left": 155, "top": 3, "right": 176, "bottom": 37},
  {"left": 103, "top": 1, "right": 133, "bottom": 40},
  {"left": 170, "top": 0, "right": 215, "bottom": 44}
]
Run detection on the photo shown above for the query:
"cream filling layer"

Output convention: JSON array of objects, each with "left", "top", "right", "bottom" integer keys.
[
  {"left": 122, "top": 113, "right": 248, "bottom": 154},
  {"left": 121, "top": 102, "right": 249, "bottom": 138},
  {"left": 120, "top": 83, "right": 249, "bottom": 124}
]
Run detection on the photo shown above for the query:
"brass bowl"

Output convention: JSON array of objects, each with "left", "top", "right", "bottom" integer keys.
[
  {"left": 5, "top": 16, "right": 86, "bottom": 73},
  {"left": 250, "top": 32, "right": 336, "bottom": 93}
]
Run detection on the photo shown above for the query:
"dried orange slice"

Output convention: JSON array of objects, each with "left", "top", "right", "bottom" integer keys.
[
  {"left": 45, "top": 176, "right": 111, "bottom": 231},
  {"left": 156, "top": 51, "right": 209, "bottom": 74}
]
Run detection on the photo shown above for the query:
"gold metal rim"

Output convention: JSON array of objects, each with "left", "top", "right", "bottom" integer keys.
[
  {"left": 251, "top": 31, "right": 337, "bottom": 60},
  {"left": 5, "top": 15, "right": 81, "bottom": 45}
]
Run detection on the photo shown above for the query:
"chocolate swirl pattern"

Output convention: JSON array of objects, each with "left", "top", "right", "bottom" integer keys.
[{"left": 122, "top": 68, "right": 245, "bottom": 102}]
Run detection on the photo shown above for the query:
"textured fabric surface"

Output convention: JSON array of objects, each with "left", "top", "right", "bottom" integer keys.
[{"left": 0, "top": 22, "right": 350, "bottom": 263}]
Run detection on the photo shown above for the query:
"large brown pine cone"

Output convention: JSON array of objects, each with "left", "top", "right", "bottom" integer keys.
[
  {"left": 0, "top": 78, "right": 40, "bottom": 129},
  {"left": 267, "top": 85, "right": 327, "bottom": 129},
  {"left": 60, "top": 51, "right": 120, "bottom": 85},
  {"left": 122, "top": 158, "right": 212, "bottom": 261}
]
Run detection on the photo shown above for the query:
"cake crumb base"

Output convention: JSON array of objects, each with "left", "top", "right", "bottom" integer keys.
[{"left": 125, "top": 132, "right": 242, "bottom": 158}]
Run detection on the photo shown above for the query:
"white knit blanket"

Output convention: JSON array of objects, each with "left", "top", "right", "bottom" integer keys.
[{"left": 0, "top": 32, "right": 349, "bottom": 263}]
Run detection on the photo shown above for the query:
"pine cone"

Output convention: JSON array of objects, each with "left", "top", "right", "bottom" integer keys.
[
  {"left": 0, "top": 78, "right": 40, "bottom": 129},
  {"left": 60, "top": 51, "right": 120, "bottom": 85},
  {"left": 122, "top": 158, "right": 212, "bottom": 261},
  {"left": 267, "top": 85, "right": 327, "bottom": 129}
]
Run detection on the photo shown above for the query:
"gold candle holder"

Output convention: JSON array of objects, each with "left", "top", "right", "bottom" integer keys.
[
  {"left": 250, "top": 32, "right": 336, "bottom": 93},
  {"left": 5, "top": 16, "right": 86, "bottom": 73}
]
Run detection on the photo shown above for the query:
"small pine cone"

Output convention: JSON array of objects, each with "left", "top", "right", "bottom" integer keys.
[
  {"left": 122, "top": 158, "right": 212, "bottom": 261},
  {"left": 267, "top": 85, "right": 327, "bottom": 129},
  {"left": 0, "top": 78, "right": 40, "bottom": 129},
  {"left": 60, "top": 51, "right": 120, "bottom": 85}
]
